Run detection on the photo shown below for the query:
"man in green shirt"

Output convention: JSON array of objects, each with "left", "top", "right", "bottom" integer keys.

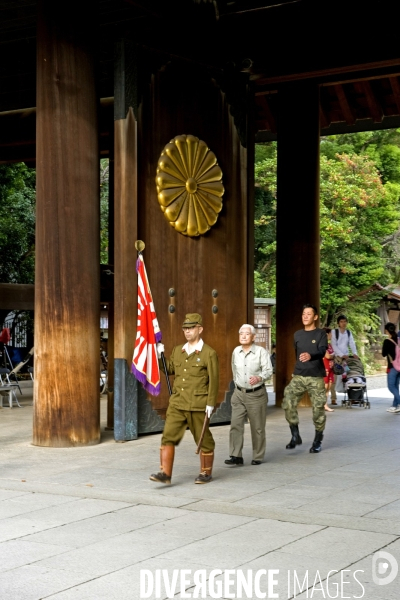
[
  {"left": 282, "top": 304, "right": 328, "bottom": 453},
  {"left": 150, "top": 313, "right": 219, "bottom": 485}
]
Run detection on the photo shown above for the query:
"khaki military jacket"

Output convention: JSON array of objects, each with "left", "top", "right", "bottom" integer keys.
[{"left": 161, "top": 343, "right": 219, "bottom": 411}]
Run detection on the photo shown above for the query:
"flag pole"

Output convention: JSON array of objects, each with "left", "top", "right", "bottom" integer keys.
[
  {"left": 134, "top": 240, "right": 172, "bottom": 396},
  {"left": 160, "top": 352, "right": 172, "bottom": 396}
]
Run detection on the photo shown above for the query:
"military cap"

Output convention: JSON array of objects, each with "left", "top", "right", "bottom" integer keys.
[{"left": 182, "top": 313, "right": 203, "bottom": 327}]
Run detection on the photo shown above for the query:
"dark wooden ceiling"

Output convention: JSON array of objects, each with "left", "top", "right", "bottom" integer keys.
[{"left": 1, "top": 0, "right": 400, "bottom": 162}]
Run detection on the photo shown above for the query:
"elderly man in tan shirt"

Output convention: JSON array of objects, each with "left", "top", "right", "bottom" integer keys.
[{"left": 225, "top": 324, "right": 273, "bottom": 466}]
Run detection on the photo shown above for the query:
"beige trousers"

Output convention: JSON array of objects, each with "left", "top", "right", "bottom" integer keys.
[{"left": 229, "top": 386, "right": 268, "bottom": 461}]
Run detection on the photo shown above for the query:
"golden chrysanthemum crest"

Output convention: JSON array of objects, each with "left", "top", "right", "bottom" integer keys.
[{"left": 155, "top": 134, "right": 224, "bottom": 236}]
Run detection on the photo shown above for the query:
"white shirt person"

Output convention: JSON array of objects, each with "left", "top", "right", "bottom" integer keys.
[
  {"left": 225, "top": 325, "right": 272, "bottom": 466},
  {"left": 330, "top": 315, "right": 358, "bottom": 358}
]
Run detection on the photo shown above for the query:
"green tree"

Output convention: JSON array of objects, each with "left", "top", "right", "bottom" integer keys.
[
  {"left": 319, "top": 153, "right": 398, "bottom": 323},
  {"left": 100, "top": 159, "right": 109, "bottom": 264},
  {"left": 254, "top": 143, "right": 277, "bottom": 298},
  {"left": 0, "top": 163, "right": 36, "bottom": 285}
]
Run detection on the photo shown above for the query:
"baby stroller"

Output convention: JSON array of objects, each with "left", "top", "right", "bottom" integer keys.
[{"left": 341, "top": 356, "right": 370, "bottom": 409}]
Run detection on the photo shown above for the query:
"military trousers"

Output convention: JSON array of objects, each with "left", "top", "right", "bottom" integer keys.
[
  {"left": 330, "top": 375, "right": 337, "bottom": 401},
  {"left": 162, "top": 404, "right": 215, "bottom": 453},
  {"left": 229, "top": 386, "right": 268, "bottom": 461},
  {"left": 282, "top": 375, "right": 326, "bottom": 432}
]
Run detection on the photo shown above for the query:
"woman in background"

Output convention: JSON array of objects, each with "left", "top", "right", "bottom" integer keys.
[
  {"left": 323, "top": 327, "right": 335, "bottom": 412},
  {"left": 382, "top": 322, "right": 400, "bottom": 413}
]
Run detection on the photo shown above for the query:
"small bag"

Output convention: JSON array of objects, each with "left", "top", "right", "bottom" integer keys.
[
  {"left": 389, "top": 339, "right": 400, "bottom": 371},
  {"left": 333, "top": 356, "right": 344, "bottom": 375}
]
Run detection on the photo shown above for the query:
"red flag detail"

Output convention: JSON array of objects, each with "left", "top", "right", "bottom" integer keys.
[{"left": 131, "top": 255, "right": 162, "bottom": 396}]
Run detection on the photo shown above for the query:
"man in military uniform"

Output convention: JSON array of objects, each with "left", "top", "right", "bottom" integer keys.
[
  {"left": 282, "top": 304, "right": 328, "bottom": 453},
  {"left": 150, "top": 313, "right": 219, "bottom": 485}
]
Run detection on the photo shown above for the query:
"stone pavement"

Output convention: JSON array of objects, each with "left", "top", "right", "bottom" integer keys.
[{"left": 0, "top": 383, "right": 399, "bottom": 600}]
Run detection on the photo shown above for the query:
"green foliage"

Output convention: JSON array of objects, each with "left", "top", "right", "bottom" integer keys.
[
  {"left": 0, "top": 163, "right": 36, "bottom": 284},
  {"left": 378, "top": 145, "right": 400, "bottom": 183},
  {"left": 254, "top": 143, "right": 277, "bottom": 298},
  {"left": 100, "top": 159, "right": 109, "bottom": 264},
  {"left": 320, "top": 129, "right": 400, "bottom": 184},
  {"left": 0, "top": 160, "right": 110, "bottom": 294},
  {"left": 319, "top": 153, "right": 398, "bottom": 321}
]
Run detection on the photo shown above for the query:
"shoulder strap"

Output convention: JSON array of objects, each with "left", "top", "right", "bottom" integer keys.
[{"left": 335, "top": 328, "right": 350, "bottom": 339}]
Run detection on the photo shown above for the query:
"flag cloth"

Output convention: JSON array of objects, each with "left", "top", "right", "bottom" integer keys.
[{"left": 131, "top": 254, "right": 162, "bottom": 396}]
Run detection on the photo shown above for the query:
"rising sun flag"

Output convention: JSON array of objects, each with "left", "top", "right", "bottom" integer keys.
[{"left": 131, "top": 254, "right": 162, "bottom": 396}]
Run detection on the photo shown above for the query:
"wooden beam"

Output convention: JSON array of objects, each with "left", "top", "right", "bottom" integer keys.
[
  {"left": 389, "top": 76, "right": 400, "bottom": 114},
  {"left": 319, "top": 104, "right": 329, "bottom": 129},
  {"left": 334, "top": 84, "right": 356, "bottom": 125},
  {"left": 258, "top": 95, "right": 277, "bottom": 133},
  {"left": 33, "top": 0, "right": 100, "bottom": 447},
  {"left": 362, "top": 81, "right": 383, "bottom": 122},
  {"left": 0, "top": 284, "right": 34, "bottom": 311},
  {"left": 255, "top": 58, "right": 400, "bottom": 87}
]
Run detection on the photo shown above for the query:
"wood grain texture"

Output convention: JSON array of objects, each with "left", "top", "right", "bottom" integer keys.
[
  {"left": 113, "top": 108, "right": 138, "bottom": 362},
  {"left": 137, "top": 64, "right": 251, "bottom": 415},
  {"left": 275, "top": 83, "right": 321, "bottom": 408},
  {"left": 0, "top": 284, "right": 34, "bottom": 310},
  {"left": 33, "top": 0, "right": 100, "bottom": 446}
]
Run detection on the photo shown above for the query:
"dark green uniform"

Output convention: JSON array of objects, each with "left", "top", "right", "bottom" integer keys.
[{"left": 161, "top": 343, "right": 219, "bottom": 452}]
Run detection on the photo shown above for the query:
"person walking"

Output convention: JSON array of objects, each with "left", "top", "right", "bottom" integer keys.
[
  {"left": 382, "top": 322, "right": 400, "bottom": 413},
  {"left": 225, "top": 324, "right": 272, "bottom": 466},
  {"left": 331, "top": 315, "right": 359, "bottom": 359},
  {"left": 330, "top": 315, "right": 359, "bottom": 402},
  {"left": 282, "top": 304, "right": 328, "bottom": 453},
  {"left": 150, "top": 313, "right": 219, "bottom": 485},
  {"left": 323, "top": 328, "right": 335, "bottom": 412}
]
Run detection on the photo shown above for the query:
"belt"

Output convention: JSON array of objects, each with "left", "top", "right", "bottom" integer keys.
[{"left": 236, "top": 384, "right": 264, "bottom": 393}]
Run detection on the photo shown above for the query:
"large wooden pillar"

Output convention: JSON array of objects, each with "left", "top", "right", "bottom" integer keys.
[
  {"left": 33, "top": 0, "right": 100, "bottom": 446},
  {"left": 275, "top": 83, "right": 320, "bottom": 407},
  {"left": 113, "top": 40, "right": 139, "bottom": 441},
  {"left": 106, "top": 121, "right": 115, "bottom": 430}
]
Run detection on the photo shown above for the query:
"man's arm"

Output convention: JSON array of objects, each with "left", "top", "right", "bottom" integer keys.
[
  {"left": 231, "top": 348, "right": 237, "bottom": 383},
  {"left": 207, "top": 350, "right": 219, "bottom": 407},
  {"left": 159, "top": 347, "right": 175, "bottom": 375},
  {"left": 260, "top": 348, "right": 273, "bottom": 382},
  {"left": 349, "top": 332, "right": 358, "bottom": 356}
]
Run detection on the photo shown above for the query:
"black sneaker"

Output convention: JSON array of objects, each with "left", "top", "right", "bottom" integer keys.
[
  {"left": 149, "top": 471, "right": 171, "bottom": 484},
  {"left": 195, "top": 471, "right": 213, "bottom": 484},
  {"left": 224, "top": 456, "right": 244, "bottom": 465}
]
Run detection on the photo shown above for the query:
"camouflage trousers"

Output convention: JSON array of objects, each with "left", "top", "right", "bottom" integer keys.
[{"left": 282, "top": 375, "right": 326, "bottom": 432}]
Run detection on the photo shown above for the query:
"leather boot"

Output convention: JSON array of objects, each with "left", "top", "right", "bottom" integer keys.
[
  {"left": 286, "top": 424, "right": 302, "bottom": 449},
  {"left": 309, "top": 431, "right": 323, "bottom": 453},
  {"left": 150, "top": 445, "right": 175, "bottom": 484},
  {"left": 195, "top": 451, "right": 214, "bottom": 484}
]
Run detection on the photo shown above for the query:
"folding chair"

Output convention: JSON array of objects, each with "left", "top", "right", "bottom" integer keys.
[
  {"left": 0, "top": 380, "right": 22, "bottom": 408},
  {"left": 0, "top": 367, "right": 12, "bottom": 386},
  {"left": 2, "top": 346, "right": 23, "bottom": 394}
]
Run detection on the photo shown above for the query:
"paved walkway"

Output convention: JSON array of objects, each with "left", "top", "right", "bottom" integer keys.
[{"left": 0, "top": 383, "right": 399, "bottom": 599}]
